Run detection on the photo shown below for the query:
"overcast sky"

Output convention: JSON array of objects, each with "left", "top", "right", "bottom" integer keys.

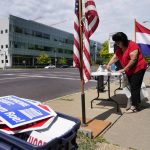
[{"left": 0, "top": 0, "right": 150, "bottom": 43}]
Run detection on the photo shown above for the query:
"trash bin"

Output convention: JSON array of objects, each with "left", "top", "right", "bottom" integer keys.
[
  {"left": 0, "top": 112, "right": 81, "bottom": 150},
  {"left": 96, "top": 75, "right": 105, "bottom": 92}
]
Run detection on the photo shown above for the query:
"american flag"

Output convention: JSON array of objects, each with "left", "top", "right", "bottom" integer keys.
[{"left": 73, "top": 0, "right": 99, "bottom": 83}]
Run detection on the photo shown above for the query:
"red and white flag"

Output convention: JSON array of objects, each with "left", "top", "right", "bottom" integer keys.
[
  {"left": 135, "top": 21, "right": 150, "bottom": 56},
  {"left": 73, "top": 0, "right": 99, "bottom": 83}
]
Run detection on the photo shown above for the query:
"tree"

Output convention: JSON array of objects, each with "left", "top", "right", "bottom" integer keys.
[
  {"left": 99, "top": 41, "right": 113, "bottom": 64},
  {"left": 145, "top": 56, "right": 150, "bottom": 65},
  {"left": 36, "top": 53, "right": 51, "bottom": 65},
  {"left": 58, "top": 57, "right": 67, "bottom": 65}
]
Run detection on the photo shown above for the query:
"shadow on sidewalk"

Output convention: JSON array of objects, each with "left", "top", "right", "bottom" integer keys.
[{"left": 91, "top": 94, "right": 150, "bottom": 121}]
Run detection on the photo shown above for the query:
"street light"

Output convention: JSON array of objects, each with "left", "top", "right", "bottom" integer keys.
[
  {"left": 94, "top": 42, "right": 97, "bottom": 63},
  {"left": 54, "top": 50, "right": 57, "bottom": 67},
  {"left": 54, "top": 43, "right": 62, "bottom": 67}
]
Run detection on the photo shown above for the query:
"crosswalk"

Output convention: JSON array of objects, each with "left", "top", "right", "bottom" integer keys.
[{"left": 0, "top": 71, "right": 96, "bottom": 82}]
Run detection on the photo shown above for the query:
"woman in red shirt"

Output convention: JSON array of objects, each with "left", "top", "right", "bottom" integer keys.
[{"left": 107, "top": 32, "right": 147, "bottom": 113}]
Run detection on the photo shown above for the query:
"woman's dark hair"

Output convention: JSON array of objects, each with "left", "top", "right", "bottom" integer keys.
[
  {"left": 113, "top": 43, "right": 118, "bottom": 52},
  {"left": 112, "top": 32, "right": 129, "bottom": 47}
]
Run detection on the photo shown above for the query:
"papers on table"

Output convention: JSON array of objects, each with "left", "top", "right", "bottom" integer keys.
[{"left": 91, "top": 71, "right": 122, "bottom": 77}]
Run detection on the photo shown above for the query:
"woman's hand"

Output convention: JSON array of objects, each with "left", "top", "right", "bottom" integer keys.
[
  {"left": 117, "top": 69, "right": 125, "bottom": 73},
  {"left": 106, "top": 64, "right": 111, "bottom": 71}
]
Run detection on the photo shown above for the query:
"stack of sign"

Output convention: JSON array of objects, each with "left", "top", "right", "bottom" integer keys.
[{"left": 0, "top": 96, "right": 76, "bottom": 146}]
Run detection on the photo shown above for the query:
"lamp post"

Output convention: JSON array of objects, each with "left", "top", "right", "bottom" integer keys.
[
  {"left": 54, "top": 50, "right": 57, "bottom": 67},
  {"left": 94, "top": 42, "right": 97, "bottom": 63}
]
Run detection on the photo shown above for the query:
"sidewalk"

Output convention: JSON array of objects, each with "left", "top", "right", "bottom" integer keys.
[{"left": 44, "top": 76, "right": 150, "bottom": 150}]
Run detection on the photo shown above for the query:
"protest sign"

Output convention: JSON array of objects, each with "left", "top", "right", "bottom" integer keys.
[
  {"left": 0, "top": 104, "right": 57, "bottom": 134},
  {"left": 0, "top": 96, "right": 53, "bottom": 128}
]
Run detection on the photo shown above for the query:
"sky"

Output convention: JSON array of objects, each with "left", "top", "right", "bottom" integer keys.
[{"left": 0, "top": 0, "right": 150, "bottom": 43}]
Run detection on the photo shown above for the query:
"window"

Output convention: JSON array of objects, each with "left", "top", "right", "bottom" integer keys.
[
  {"left": 1, "top": 45, "right": 3, "bottom": 49},
  {"left": 5, "top": 29, "right": 8, "bottom": 33},
  {"left": 6, "top": 45, "right": 8, "bottom": 48},
  {"left": 14, "top": 26, "right": 23, "bottom": 33},
  {"left": 1, "top": 30, "right": 3, "bottom": 34},
  {"left": 1, "top": 60, "right": 4, "bottom": 63},
  {"left": 43, "top": 33, "right": 50, "bottom": 39},
  {"left": 6, "top": 60, "right": 8, "bottom": 63},
  {"left": 58, "top": 48, "right": 63, "bottom": 53}
]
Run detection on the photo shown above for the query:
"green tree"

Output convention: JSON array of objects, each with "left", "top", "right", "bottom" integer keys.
[
  {"left": 36, "top": 53, "right": 51, "bottom": 65},
  {"left": 58, "top": 57, "right": 67, "bottom": 65},
  {"left": 145, "top": 56, "right": 150, "bottom": 64},
  {"left": 99, "top": 41, "right": 113, "bottom": 64}
]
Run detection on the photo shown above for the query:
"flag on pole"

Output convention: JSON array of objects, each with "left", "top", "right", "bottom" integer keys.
[
  {"left": 73, "top": 0, "right": 99, "bottom": 83},
  {"left": 135, "top": 21, "right": 150, "bottom": 56}
]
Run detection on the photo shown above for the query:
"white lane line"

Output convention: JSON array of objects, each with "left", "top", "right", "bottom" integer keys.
[
  {"left": 18, "top": 73, "right": 30, "bottom": 74},
  {"left": 23, "top": 74, "right": 79, "bottom": 78},
  {"left": 19, "top": 74, "right": 96, "bottom": 82},
  {"left": 46, "top": 71, "right": 79, "bottom": 75},
  {"left": 0, "top": 77, "right": 31, "bottom": 81},
  {"left": 0, "top": 77, "right": 42, "bottom": 84},
  {"left": 0, "top": 74, "right": 15, "bottom": 76}
]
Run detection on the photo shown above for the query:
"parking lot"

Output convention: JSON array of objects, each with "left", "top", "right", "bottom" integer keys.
[{"left": 0, "top": 68, "right": 96, "bottom": 102}]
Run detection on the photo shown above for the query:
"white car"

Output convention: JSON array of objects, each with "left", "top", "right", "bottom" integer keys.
[{"left": 44, "top": 65, "right": 56, "bottom": 69}]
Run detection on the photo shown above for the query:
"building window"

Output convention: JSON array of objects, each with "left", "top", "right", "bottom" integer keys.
[
  {"left": 6, "top": 45, "right": 8, "bottom": 48},
  {"left": 14, "top": 26, "right": 23, "bottom": 33},
  {"left": 1, "top": 30, "right": 3, "bottom": 34},
  {"left": 1, "top": 60, "right": 4, "bottom": 63},
  {"left": 58, "top": 48, "right": 63, "bottom": 53},
  {"left": 1, "top": 45, "right": 3, "bottom": 49},
  {"left": 5, "top": 29, "right": 8, "bottom": 33},
  {"left": 6, "top": 60, "right": 8, "bottom": 63}
]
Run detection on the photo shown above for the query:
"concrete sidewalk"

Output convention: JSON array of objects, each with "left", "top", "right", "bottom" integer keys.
[
  {"left": 104, "top": 77, "right": 150, "bottom": 150},
  {"left": 44, "top": 76, "right": 150, "bottom": 150}
]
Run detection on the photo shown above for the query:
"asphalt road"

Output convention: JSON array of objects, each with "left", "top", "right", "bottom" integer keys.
[{"left": 0, "top": 68, "right": 96, "bottom": 102}]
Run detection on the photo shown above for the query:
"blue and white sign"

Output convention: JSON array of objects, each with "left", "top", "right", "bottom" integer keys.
[{"left": 0, "top": 96, "right": 52, "bottom": 128}]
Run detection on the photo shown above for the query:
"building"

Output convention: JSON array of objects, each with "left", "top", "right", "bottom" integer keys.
[{"left": 0, "top": 15, "right": 101, "bottom": 68}]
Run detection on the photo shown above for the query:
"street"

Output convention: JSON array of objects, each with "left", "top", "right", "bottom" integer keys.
[{"left": 0, "top": 68, "right": 96, "bottom": 102}]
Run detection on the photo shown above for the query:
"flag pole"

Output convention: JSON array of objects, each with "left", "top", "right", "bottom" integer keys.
[
  {"left": 134, "top": 18, "right": 136, "bottom": 42},
  {"left": 78, "top": 0, "right": 86, "bottom": 126}
]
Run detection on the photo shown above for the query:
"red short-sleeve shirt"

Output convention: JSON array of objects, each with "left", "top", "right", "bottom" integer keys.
[{"left": 115, "top": 41, "right": 147, "bottom": 76}]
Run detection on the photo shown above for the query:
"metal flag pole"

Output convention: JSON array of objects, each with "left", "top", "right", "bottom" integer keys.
[
  {"left": 134, "top": 18, "right": 137, "bottom": 42},
  {"left": 78, "top": 0, "right": 86, "bottom": 126}
]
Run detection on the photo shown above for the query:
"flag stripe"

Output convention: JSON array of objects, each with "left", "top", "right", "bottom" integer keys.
[
  {"left": 136, "top": 32, "right": 150, "bottom": 45},
  {"left": 73, "top": 0, "right": 99, "bottom": 83},
  {"left": 135, "top": 21, "right": 150, "bottom": 57},
  {"left": 136, "top": 21, "right": 150, "bottom": 34},
  {"left": 138, "top": 44, "right": 150, "bottom": 56}
]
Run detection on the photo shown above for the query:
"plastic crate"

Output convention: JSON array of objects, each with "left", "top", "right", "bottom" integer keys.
[{"left": 0, "top": 112, "right": 81, "bottom": 150}]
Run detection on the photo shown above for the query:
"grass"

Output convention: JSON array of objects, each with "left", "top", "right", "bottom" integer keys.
[
  {"left": 76, "top": 132, "right": 137, "bottom": 150},
  {"left": 76, "top": 131, "right": 108, "bottom": 150}
]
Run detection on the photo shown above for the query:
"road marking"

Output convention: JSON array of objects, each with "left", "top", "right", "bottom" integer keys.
[
  {"left": 47, "top": 71, "right": 79, "bottom": 75},
  {"left": 0, "top": 77, "right": 30, "bottom": 81},
  {"left": 19, "top": 75, "right": 96, "bottom": 82},
  {"left": 0, "top": 74, "right": 15, "bottom": 76},
  {"left": 23, "top": 74, "right": 79, "bottom": 78}
]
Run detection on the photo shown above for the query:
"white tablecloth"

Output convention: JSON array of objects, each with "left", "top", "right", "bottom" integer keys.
[{"left": 91, "top": 71, "right": 121, "bottom": 77}]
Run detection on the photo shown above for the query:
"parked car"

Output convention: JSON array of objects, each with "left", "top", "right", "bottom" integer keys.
[
  {"left": 60, "top": 65, "right": 69, "bottom": 68},
  {"left": 69, "top": 65, "right": 75, "bottom": 68},
  {"left": 44, "top": 65, "right": 56, "bottom": 69}
]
